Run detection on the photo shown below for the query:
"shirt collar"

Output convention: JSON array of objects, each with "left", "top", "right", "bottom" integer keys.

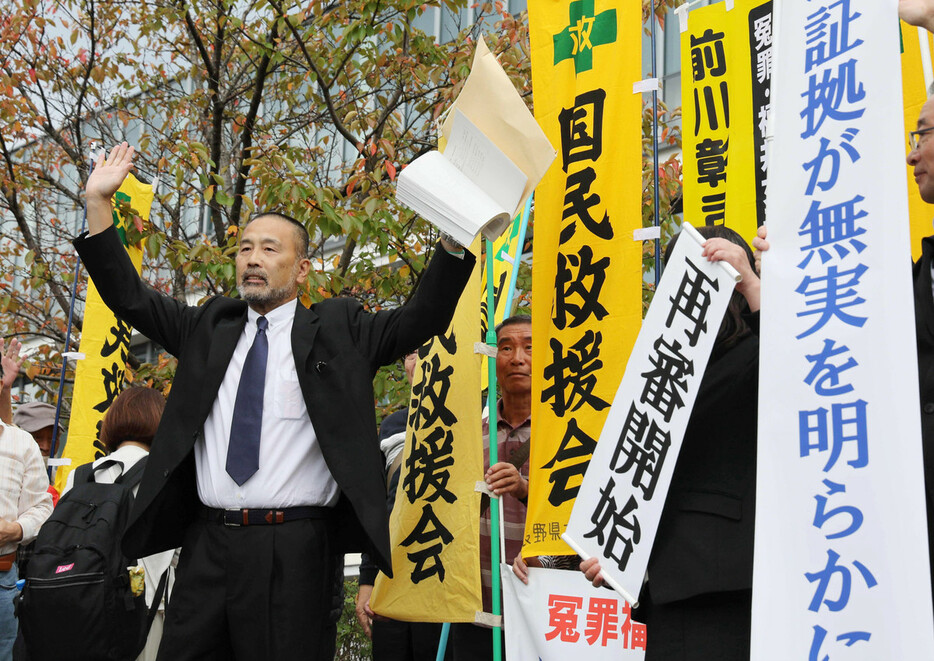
[
  {"left": 247, "top": 297, "right": 297, "bottom": 330},
  {"left": 495, "top": 399, "right": 531, "bottom": 432}
]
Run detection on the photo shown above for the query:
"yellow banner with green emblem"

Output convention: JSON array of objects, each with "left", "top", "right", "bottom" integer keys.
[
  {"left": 524, "top": 0, "right": 642, "bottom": 558},
  {"left": 54, "top": 173, "right": 151, "bottom": 493},
  {"left": 681, "top": 0, "right": 772, "bottom": 242},
  {"left": 370, "top": 239, "right": 483, "bottom": 622}
]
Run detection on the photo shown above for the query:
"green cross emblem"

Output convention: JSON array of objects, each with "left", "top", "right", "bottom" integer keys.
[
  {"left": 553, "top": 0, "right": 617, "bottom": 74},
  {"left": 111, "top": 191, "right": 132, "bottom": 247}
]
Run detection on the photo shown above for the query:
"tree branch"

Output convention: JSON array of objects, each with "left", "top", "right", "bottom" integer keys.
[
  {"left": 270, "top": 0, "right": 362, "bottom": 152},
  {"left": 229, "top": 16, "right": 280, "bottom": 228},
  {"left": 0, "top": 133, "right": 83, "bottom": 332}
]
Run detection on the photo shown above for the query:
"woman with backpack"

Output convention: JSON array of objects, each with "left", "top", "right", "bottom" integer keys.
[{"left": 63, "top": 387, "right": 175, "bottom": 661}]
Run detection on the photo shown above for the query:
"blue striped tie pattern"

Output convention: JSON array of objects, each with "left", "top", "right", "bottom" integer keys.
[{"left": 226, "top": 316, "right": 269, "bottom": 485}]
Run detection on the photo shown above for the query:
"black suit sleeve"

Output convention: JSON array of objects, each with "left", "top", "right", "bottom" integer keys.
[
  {"left": 345, "top": 243, "right": 476, "bottom": 371},
  {"left": 74, "top": 225, "right": 200, "bottom": 356}
]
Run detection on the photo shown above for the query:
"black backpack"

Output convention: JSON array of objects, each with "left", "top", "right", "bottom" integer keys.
[{"left": 18, "top": 457, "right": 165, "bottom": 661}]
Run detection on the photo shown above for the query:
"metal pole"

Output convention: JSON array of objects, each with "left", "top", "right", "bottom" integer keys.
[
  {"left": 436, "top": 199, "right": 529, "bottom": 661},
  {"left": 485, "top": 238, "right": 503, "bottom": 661},
  {"left": 502, "top": 196, "right": 532, "bottom": 316},
  {"left": 435, "top": 622, "right": 451, "bottom": 661}
]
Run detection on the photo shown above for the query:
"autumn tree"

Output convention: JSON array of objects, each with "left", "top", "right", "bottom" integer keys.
[
  {"left": 0, "top": 0, "right": 683, "bottom": 414},
  {"left": 0, "top": 0, "right": 531, "bottom": 411}
]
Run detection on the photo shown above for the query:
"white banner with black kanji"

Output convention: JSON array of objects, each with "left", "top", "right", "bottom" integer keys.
[{"left": 563, "top": 222, "right": 736, "bottom": 604}]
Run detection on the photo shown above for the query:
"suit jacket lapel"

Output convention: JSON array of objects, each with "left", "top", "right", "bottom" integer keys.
[
  {"left": 199, "top": 310, "right": 248, "bottom": 422},
  {"left": 292, "top": 302, "right": 319, "bottom": 378}
]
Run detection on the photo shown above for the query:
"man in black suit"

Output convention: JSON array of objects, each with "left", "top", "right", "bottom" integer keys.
[{"left": 78, "top": 143, "right": 475, "bottom": 659}]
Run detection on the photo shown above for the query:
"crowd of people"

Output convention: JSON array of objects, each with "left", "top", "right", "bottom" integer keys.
[{"left": 3, "top": 2, "right": 934, "bottom": 660}]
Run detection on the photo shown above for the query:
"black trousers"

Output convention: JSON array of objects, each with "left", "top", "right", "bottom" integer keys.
[
  {"left": 372, "top": 618, "right": 451, "bottom": 661},
  {"left": 450, "top": 623, "right": 504, "bottom": 661},
  {"left": 157, "top": 516, "right": 338, "bottom": 661},
  {"left": 636, "top": 586, "right": 752, "bottom": 661}
]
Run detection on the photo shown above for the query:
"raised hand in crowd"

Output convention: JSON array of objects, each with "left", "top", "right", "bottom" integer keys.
[
  {"left": 1, "top": 338, "right": 24, "bottom": 389},
  {"left": 485, "top": 461, "right": 528, "bottom": 499},
  {"left": 900, "top": 0, "right": 934, "bottom": 33},
  {"left": 85, "top": 143, "right": 136, "bottom": 235},
  {"left": 0, "top": 338, "right": 23, "bottom": 426}
]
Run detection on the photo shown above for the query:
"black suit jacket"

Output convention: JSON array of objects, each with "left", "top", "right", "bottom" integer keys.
[
  {"left": 74, "top": 226, "right": 474, "bottom": 574},
  {"left": 913, "top": 235, "right": 934, "bottom": 604},
  {"left": 646, "top": 328, "right": 759, "bottom": 605}
]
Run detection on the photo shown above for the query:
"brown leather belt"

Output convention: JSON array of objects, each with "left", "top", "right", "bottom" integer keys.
[
  {"left": 199, "top": 505, "right": 333, "bottom": 527},
  {"left": 0, "top": 551, "right": 16, "bottom": 572}
]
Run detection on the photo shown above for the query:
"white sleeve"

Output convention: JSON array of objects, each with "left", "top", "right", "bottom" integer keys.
[{"left": 17, "top": 440, "right": 53, "bottom": 544}]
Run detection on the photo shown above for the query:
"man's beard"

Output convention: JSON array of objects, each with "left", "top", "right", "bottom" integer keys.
[
  {"left": 240, "top": 263, "right": 301, "bottom": 308},
  {"left": 241, "top": 281, "right": 296, "bottom": 308}
]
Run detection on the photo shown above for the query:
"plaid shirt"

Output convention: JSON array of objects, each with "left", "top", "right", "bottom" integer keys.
[{"left": 478, "top": 401, "right": 530, "bottom": 613}]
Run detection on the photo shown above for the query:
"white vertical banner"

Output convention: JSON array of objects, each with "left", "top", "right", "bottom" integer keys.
[
  {"left": 564, "top": 223, "right": 737, "bottom": 603},
  {"left": 501, "top": 566, "right": 646, "bottom": 660},
  {"left": 753, "top": 1, "right": 934, "bottom": 659}
]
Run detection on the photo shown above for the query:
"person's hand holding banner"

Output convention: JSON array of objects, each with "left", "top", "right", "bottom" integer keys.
[{"left": 702, "top": 236, "right": 761, "bottom": 311}]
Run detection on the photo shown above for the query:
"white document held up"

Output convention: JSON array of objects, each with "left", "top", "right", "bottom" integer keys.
[{"left": 396, "top": 110, "right": 528, "bottom": 246}]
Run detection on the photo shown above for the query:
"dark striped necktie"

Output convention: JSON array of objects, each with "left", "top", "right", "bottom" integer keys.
[{"left": 226, "top": 316, "right": 268, "bottom": 486}]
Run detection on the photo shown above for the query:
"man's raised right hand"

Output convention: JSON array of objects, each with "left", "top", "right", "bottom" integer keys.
[
  {"left": 86, "top": 143, "right": 135, "bottom": 202},
  {"left": 85, "top": 143, "right": 136, "bottom": 235}
]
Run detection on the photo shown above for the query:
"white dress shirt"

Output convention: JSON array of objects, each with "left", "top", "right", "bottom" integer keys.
[
  {"left": 0, "top": 422, "right": 52, "bottom": 555},
  {"left": 196, "top": 298, "right": 339, "bottom": 509}
]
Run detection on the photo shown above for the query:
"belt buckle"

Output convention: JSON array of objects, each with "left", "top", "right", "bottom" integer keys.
[{"left": 223, "top": 508, "right": 244, "bottom": 527}]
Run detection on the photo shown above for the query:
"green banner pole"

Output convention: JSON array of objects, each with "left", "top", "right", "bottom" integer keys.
[{"left": 485, "top": 237, "right": 503, "bottom": 661}]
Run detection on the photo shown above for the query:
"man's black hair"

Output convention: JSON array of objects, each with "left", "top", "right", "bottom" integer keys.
[
  {"left": 495, "top": 314, "right": 531, "bottom": 340},
  {"left": 245, "top": 211, "right": 310, "bottom": 259}
]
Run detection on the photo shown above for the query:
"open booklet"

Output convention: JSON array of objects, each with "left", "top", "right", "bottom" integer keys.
[{"left": 395, "top": 109, "right": 528, "bottom": 246}]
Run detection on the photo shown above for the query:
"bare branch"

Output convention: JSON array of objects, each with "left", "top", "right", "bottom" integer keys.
[{"left": 229, "top": 16, "right": 281, "bottom": 228}]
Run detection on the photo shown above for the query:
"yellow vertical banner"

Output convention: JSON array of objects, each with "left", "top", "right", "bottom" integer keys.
[
  {"left": 525, "top": 0, "right": 642, "bottom": 558},
  {"left": 681, "top": 0, "right": 771, "bottom": 242},
  {"left": 370, "top": 239, "right": 483, "bottom": 622},
  {"left": 55, "top": 174, "right": 152, "bottom": 493},
  {"left": 902, "top": 21, "right": 934, "bottom": 259}
]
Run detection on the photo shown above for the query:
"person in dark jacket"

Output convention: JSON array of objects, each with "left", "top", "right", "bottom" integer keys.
[
  {"left": 78, "top": 143, "right": 474, "bottom": 660},
  {"left": 583, "top": 225, "right": 761, "bottom": 661}
]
